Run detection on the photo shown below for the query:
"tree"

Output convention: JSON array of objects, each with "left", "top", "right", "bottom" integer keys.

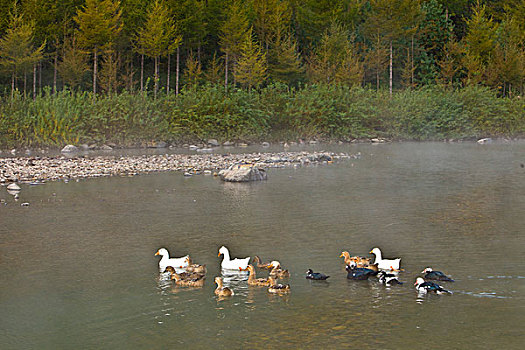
[
  {"left": 363, "top": 0, "right": 419, "bottom": 95},
  {"left": 0, "top": 6, "right": 44, "bottom": 97},
  {"left": 415, "top": 0, "right": 453, "bottom": 86},
  {"left": 58, "top": 36, "right": 90, "bottom": 89},
  {"left": 462, "top": 1, "right": 497, "bottom": 85},
  {"left": 74, "top": 0, "right": 123, "bottom": 95},
  {"left": 485, "top": 10, "right": 525, "bottom": 96},
  {"left": 307, "top": 22, "right": 362, "bottom": 86},
  {"left": 184, "top": 52, "right": 202, "bottom": 89},
  {"left": 251, "top": 0, "right": 291, "bottom": 53},
  {"left": 268, "top": 33, "right": 304, "bottom": 85},
  {"left": 437, "top": 37, "right": 464, "bottom": 88},
  {"left": 204, "top": 51, "right": 223, "bottom": 85},
  {"left": 234, "top": 27, "right": 267, "bottom": 90},
  {"left": 98, "top": 49, "right": 120, "bottom": 94},
  {"left": 134, "top": 0, "right": 180, "bottom": 98},
  {"left": 219, "top": 0, "right": 249, "bottom": 89}
]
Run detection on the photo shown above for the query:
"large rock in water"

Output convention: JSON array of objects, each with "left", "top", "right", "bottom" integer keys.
[{"left": 219, "top": 164, "right": 267, "bottom": 182}]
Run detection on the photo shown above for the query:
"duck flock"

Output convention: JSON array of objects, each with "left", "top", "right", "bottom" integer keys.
[{"left": 155, "top": 246, "right": 454, "bottom": 297}]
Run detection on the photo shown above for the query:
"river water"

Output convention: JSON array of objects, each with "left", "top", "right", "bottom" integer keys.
[{"left": 1, "top": 142, "right": 524, "bottom": 349}]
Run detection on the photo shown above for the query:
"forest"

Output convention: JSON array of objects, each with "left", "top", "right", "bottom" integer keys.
[{"left": 0, "top": 0, "right": 524, "bottom": 147}]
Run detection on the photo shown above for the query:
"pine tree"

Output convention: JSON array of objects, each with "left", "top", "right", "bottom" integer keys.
[
  {"left": 219, "top": 0, "right": 249, "bottom": 89},
  {"left": 437, "top": 37, "right": 464, "bottom": 88},
  {"left": 234, "top": 27, "right": 267, "bottom": 90},
  {"left": 462, "top": 1, "right": 497, "bottom": 85},
  {"left": 307, "top": 22, "right": 362, "bottom": 86},
  {"left": 251, "top": 0, "right": 291, "bottom": 53},
  {"left": 0, "top": 7, "right": 45, "bottom": 97},
  {"left": 268, "top": 33, "right": 304, "bottom": 85},
  {"left": 133, "top": 0, "right": 181, "bottom": 98},
  {"left": 98, "top": 49, "right": 120, "bottom": 94},
  {"left": 58, "top": 36, "right": 90, "bottom": 90},
  {"left": 204, "top": 51, "right": 223, "bottom": 85},
  {"left": 74, "top": 0, "right": 123, "bottom": 95},
  {"left": 184, "top": 52, "right": 202, "bottom": 89}
]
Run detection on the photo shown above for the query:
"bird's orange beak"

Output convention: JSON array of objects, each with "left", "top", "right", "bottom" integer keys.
[
  {"left": 155, "top": 251, "right": 159, "bottom": 256},
  {"left": 339, "top": 253, "right": 344, "bottom": 258},
  {"left": 218, "top": 253, "right": 221, "bottom": 257},
  {"left": 369, "top": 250, "right": 373, "bottom": 254}
]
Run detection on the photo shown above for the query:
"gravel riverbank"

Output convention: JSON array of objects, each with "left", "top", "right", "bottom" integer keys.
[{"left": 0, "top": 151, "right": 359, "bottom": 184}]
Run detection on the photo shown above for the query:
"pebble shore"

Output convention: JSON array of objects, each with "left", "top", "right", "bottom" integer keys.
[{"left": 0, "top": 151, "right": 359, "bottom": 184}]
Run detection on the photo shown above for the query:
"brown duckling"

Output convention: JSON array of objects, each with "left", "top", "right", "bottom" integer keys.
[
  {"left": 243, "top": 264, "right": 271, "bottom": 286},
  {"left": 267, "top": 276, "right": 291, "bottom": 294},
  {"left": 171, "top": 273, "right": 205, "bottom": 287},
  {"left": 164, "top": 266, "right": 205, "bottom": 280},
  {"left": 184, "top": 257, "right": 207, "bottom": 274},
  {"left": 214, "top": 277, "right": 234, "bottom": 297},
  {"left": 252, "top": 256, "right": 273, "bottom": 270},
  {"left": 340, "top": 251, "right": 372, "bottom": 266},
  {"left": 269, "top": 261, "right": 290, "bottom": 279}
]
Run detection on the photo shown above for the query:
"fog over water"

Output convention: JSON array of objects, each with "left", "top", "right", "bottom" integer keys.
[{"left": 1, "top": 142, "right": 524, "bottom": 349}]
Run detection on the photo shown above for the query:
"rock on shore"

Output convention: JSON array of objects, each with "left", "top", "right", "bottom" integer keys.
[{"left": 0, "top": 151, "right": 358, "bottom": 183}]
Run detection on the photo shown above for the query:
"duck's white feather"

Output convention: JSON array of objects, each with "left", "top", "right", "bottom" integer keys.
[
  {"left": 155, "top": 248, "right": 189, "bottom": 272},
  {"left": 370, "top": 247, "right": 401, "bottom": 270},
  {"left": 218, "top": 246, "right": 250, "bottom": 270}
]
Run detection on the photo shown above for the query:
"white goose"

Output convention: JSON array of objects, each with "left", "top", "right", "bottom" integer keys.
[
  {"left": 369, "top": 247, "right": 401, "bottom": 271},
  {"left": 218, "top": 246, "right": 250, "bottom": 270},
  {"left": 155, "top": 248, "right": 189, "bottom": 272}
]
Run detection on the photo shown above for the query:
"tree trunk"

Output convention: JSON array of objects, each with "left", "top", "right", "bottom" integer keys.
[
  {"left": 130, "top": 58, "right": 134, "bottom": 91},
  {"left": 11, "top": 70, "right": 15, "bottom": 99},
  {"left": 53, "top": 52, "right": 58, "bottom": 94},
  {"left": 411, "top": 36, "right": 414, "bottom": 87},
  {"left": 225, "top": 52, "right": 229, "bottom": 91},
  {"left": 38, "top": 61, "right": 42, "bottom": 93},
  {"left": 93, "top": 49, "right": 98, "bottom": 95},
  {"left": 24, "top": 71, "right": 27, "bottom": 99},
  {"left": 176, "top": 46, "right": 180, "bottom": 95},
  {"left": 154, "top": 56, "right": 158, "bottom": 99},
  {"left": 140, "top": 54, "right": 144, "bottom": 92},
  {"left": 167, "top": 54, "right": 171, "bottom": 94},
  {"left": 33, "top": 63, "right": 37, "bottom": 100},
  {"left": 389, "top": 40, "right": 393, "bottom": 97},
  {"left": 197, "top": 44, "right": 201, "bottom": 63}
]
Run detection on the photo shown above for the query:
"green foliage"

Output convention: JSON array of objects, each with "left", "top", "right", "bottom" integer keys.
[
  {"left": 0, "top": 7, "right": 45, "bottom": 92},
  {"left": 2, "top": 85, "right": 522, "bottom": 148},
  {"left": 58, "top": 37, "right": 90, "bottom": 89},
  {"left": 234, "top": 28, "right": 267, "bottom": 90},
  {"left": 74, "top": 0, "right": 123, "bottom": 51},
  {"left": 307, "top": 22, "right": 363, "bottom": 86}
]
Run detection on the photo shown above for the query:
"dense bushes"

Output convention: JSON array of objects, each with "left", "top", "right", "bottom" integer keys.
[{"left": 0, "top": 85, "right": 523, "bottom": 148}]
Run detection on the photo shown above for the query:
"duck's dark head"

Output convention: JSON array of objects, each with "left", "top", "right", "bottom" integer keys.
[
  {"left": 422, "top": 267, "right": 432, "bottom": 273},
  {"left": 306, "top": 269, "right": 313, "bottom": 274}
]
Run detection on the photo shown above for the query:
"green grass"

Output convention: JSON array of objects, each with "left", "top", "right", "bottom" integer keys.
[{"left": 0, "top": 84, "right": 523, "bottom": 148}]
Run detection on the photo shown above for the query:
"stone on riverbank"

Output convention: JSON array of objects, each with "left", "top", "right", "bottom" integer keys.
[
  {"left": 477, "top": 138, "right": 492, "bottom": 144},
  {"left": 219, "top": 164, "right": 267, "bottom": 182},
  {"left": 61, "top": 145, "right": 78, "bottom": 153},
  {"left": 7, "top": 183, "right": 21, "bottom": 191},
  {"left": 207, "top": 139, "right": 220, "bottom": 147}
]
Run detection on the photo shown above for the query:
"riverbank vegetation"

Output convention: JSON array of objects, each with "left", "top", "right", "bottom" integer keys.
[
  {"left": 1, "top": 84, "right": 523, "bottom": 147},
  {"left": 0, "top": 0, "right": 524, "bottom": 147}
]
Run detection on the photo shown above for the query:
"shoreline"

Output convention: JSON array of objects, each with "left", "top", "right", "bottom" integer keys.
[{"left": 0, "top": 150, "right": 359, "bottom": 184}]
